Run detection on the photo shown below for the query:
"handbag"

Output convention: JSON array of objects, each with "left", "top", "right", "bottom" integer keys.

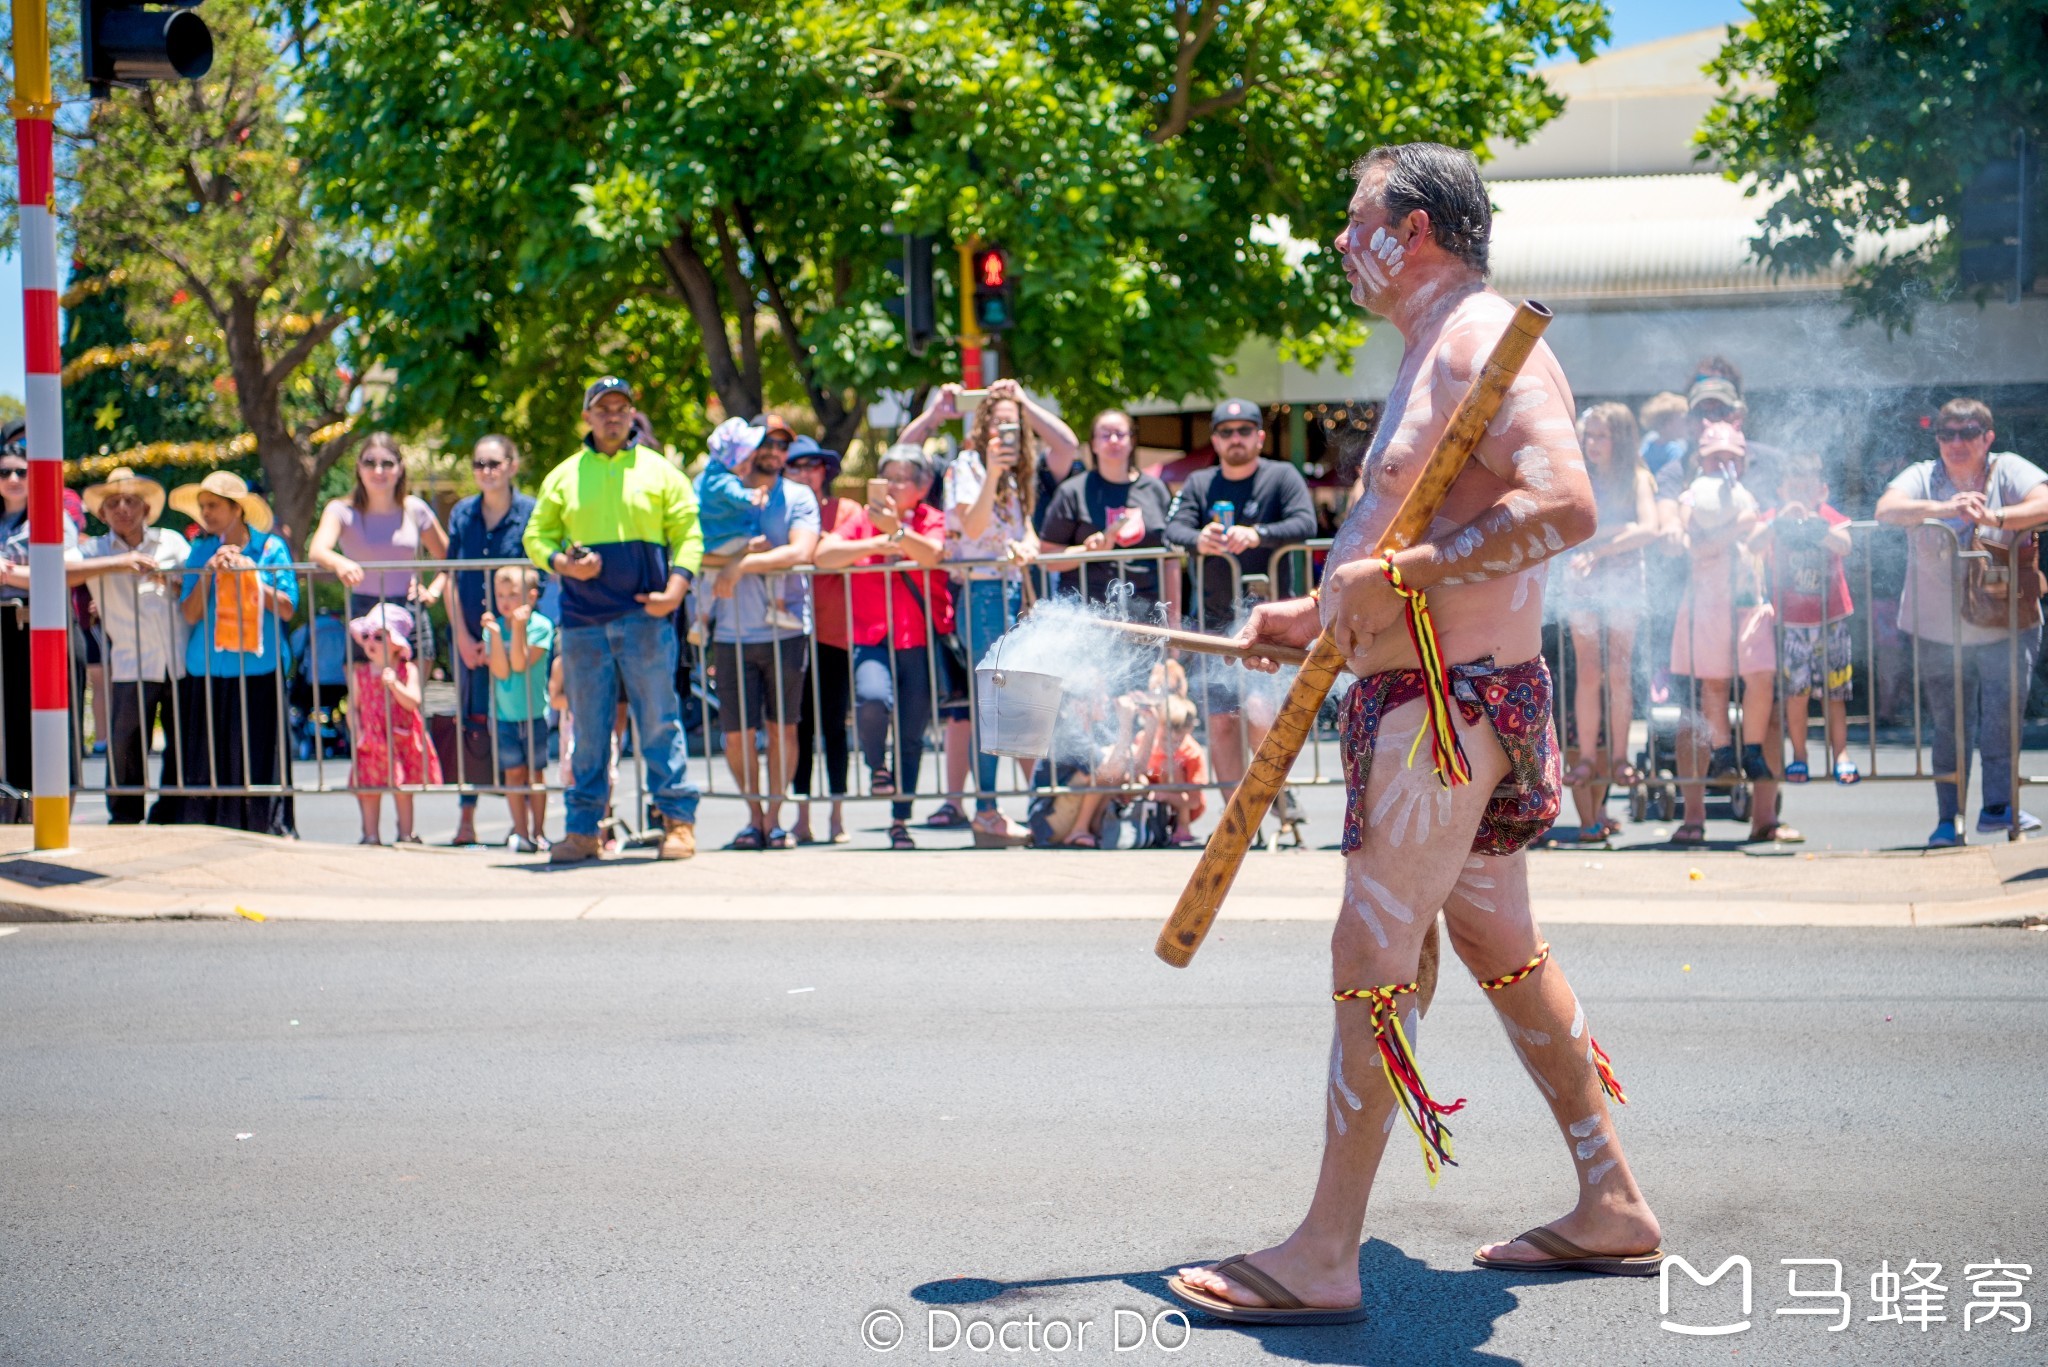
[
  {"left": 901, "top": 571, "right": 971, "bottom": 708},
  {"left": 1963, "top": 528, "right": 2045, "bottom": 632}
]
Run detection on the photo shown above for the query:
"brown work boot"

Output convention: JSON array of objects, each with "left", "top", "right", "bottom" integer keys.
[
  {"left": 659, "top": 816, "right": 697, "bottom": 860},
  {"left": 550, "top": 831, "right": 605, "bottom": 865}
]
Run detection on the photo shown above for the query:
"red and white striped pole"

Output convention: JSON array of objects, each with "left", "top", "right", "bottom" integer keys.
[{"left": 12, "top": 0, "right": 69, "bottom": 849}]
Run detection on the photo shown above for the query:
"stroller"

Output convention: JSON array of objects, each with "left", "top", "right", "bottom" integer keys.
[{"left": 287, "top": 613, "right": 352, "bottom": 761}]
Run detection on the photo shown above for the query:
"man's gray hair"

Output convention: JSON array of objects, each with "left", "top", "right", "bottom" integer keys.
[
  {"left": 879, "top": 442, "right": 935, "bottom": 487},
  {"left": 1349, "top": 143, "right": 1492, "bottom": 273}
]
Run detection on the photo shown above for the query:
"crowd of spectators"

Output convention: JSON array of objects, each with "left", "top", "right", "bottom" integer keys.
[{"left": 4, "top": 364, "right": 2044, "bottom": 856}]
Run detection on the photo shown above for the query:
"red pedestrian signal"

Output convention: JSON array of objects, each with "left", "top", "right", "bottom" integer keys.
[{"left": 972, "top": 246, "right": 1015, "bottom": 333}]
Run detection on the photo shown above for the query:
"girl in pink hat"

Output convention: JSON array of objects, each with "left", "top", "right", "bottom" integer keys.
[{"left": 347, "top": 603, "right": 442, "bottom": 843}]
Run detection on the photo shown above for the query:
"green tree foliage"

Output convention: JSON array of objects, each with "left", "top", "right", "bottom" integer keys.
[
  {"left": 1700, "top": 0, "right": 2048, "bottom": 327},
  {"left": 62, "top": 7, "right": 362, "bottom": 547},
  {"left": 300, "top": 0, "right": 1602, "bottom": 465}
]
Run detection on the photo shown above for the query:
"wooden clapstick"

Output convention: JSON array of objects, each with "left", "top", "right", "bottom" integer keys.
[
  {"left": 1090, "top": 619, "right": 1311, "bottom": 666},
  {"left": 1156, "top": 301, "right": 1555, "bottom": 967}
]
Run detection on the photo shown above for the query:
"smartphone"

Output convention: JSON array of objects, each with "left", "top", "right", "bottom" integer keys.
[
  {"left": 997, "top": 422, "right": 1021, "bottom": 449},
  {"left": 565, "top": 542, "right": 593, "bottom": 562}
]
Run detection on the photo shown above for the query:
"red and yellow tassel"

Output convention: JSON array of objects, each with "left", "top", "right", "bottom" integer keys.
[
  {"left": 1379, "top": 560, "right": 1472, "bottom": 788},
  {"left": 1476, "top": 941, "right": 1629, "bottom": 1106},
  {"left": 1333, "top": 981, "right": 1466, "bottom": 1185}
]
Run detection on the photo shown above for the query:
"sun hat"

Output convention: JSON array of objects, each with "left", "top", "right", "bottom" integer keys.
[
  {"left": 168, "top": 470, "right": 274, "bottom": 533},
  {"left": 785, "top": 434, "right": 843, "bottom": 483},
  {"left": 1696, "top": 420, "right": 1747, "bottom": 462},
  {"left": 348, "top": 602, "right": 415, "bottom": 658},
  {"left": 82, "top": 467, "right": 168, "bottom": 524},
  {"left": 707, "top": 416, "right": 768, "bottom": 472}
]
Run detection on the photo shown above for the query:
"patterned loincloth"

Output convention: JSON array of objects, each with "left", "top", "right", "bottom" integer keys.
[{"left": 1339, "top": 655, "right": 1562, "bottom": 857}]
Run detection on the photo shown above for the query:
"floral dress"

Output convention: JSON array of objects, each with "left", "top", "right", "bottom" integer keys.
[{"left": 350, "top": 663, "right": 443, "bottom": 788}]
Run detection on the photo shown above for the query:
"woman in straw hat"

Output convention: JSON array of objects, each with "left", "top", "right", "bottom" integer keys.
[
  {"left": 171, "top": 471, "right": 299, "bottom": 835},
  {"left": 73, "top": 468, "right": 192, "bottom": 823},
  {"left": 0, "top": 427, "right": 81, "bottom": 813}
]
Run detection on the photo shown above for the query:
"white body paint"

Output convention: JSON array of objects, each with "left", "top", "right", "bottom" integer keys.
[
  {"left": 1568, "top": 1113, "right": 1602, "bottom": 1138},
  {"left": 1511, "top": 1040, "right": 1560, "bottom": 1099},
  {"left": 1585, "top": 1157, "right": 1619, "bottom": 1185},
  {"left": 1570, "top": 997, "right": 1585, "bottom": 1039},
  {"left": 1345, "top": 862, "right": 1416, "bottom": 949},
  {"left": 1370, "top": 730, "right": 1456, "bottom": 846},
  {"left": 1452, "top": 856, "right": 1498, "bottom": 913},
  {"left": 1575, "top": 1133, "right": 1610, "bottom": 1161}
]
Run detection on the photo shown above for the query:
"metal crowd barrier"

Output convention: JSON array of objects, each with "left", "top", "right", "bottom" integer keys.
[
  {"left": 1549, "top": 517, "right": 2044, "bottom": 839},
  {"left": 25, "top": 523, "right": 2041, "bottom": 845}
]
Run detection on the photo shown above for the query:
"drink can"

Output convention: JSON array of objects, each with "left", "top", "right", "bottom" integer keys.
[{"left": 1213, "top": 501, "right": 1236, "bottom": 528}]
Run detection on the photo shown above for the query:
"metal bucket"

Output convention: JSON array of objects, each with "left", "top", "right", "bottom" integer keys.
[{"left": 975, "top": 662, "right": 1064, "bottom": 759}]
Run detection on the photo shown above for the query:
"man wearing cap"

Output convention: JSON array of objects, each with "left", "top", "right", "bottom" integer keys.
[
  {"left": 1163, "top": 400, "right": 1318, "bottom": 812},
  {"left": 72, "top": 469, "right": 191, "bottom": 823},
  {"left": 525, "top": 377, "right": 704, "bottom": 862}
]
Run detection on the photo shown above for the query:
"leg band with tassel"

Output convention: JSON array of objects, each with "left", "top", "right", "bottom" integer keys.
[
  {"left": 1333, "top": 981, "right": 1466, "bottom": 1185},
  {"left": 1475, "top": 941, "right": 1629, "bottom": 1105}
]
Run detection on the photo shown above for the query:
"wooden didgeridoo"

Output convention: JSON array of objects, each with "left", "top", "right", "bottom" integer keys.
[{"left": 1155, "top": 300, "right": 1555, "bottom": 969}]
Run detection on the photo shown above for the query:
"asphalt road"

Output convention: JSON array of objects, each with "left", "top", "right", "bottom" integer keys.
[{"left": 4, "top": 919, "right": 2046, "bottom": 1366}]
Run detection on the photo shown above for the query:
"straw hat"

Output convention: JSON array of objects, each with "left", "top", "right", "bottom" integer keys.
[
  {"left": 168, "top": 470, "right": 274, "bottom": 533},
  {"left": 82, "top": 467, "right": 168, "bottom": 524}
]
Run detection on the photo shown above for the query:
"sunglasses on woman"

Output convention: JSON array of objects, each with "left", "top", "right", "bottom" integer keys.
[
  {"left": 0, "top": 467, "right": 26, "bottom": 480},
  {"left": 361, "top": 458, "right": 403, "bottom": 471}
]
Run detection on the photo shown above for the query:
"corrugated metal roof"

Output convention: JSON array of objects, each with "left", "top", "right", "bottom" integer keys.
[{"left": 1488, "top": 174, "right": 1937, "bottom": 302}]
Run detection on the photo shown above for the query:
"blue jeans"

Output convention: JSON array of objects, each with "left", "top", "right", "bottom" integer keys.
[
  {"left": 942, "top": 579, "right": 1022, "bottom": 812},
  {"left": 559, "top": 612, "right": 699, "bottom": 835},
  {"left": 855, "top": 643, "right": 931, "bottom": 822},
  {"left": 1919, "top": 632, "right": 2042, "bottom": 822}
]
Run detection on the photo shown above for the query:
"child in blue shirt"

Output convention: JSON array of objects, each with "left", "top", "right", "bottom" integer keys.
[{"left": 688, "top": 417, "right": 765, "bottom": 646}]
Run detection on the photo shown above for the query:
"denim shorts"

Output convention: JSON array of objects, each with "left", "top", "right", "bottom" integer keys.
[{"left": 495, "top": 715, "right": 551, "bottom": 772}]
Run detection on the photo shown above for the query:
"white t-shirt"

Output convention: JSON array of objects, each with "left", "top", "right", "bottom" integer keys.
[
  {"left": 1888, "top": 452, "right": 2048, "bottom": 646},
  {"left": 944, "top": 449, "right": 1028, "bottom": 581},
  {"left": 83, "top": 526, "right": 192, "bottom": 682}
]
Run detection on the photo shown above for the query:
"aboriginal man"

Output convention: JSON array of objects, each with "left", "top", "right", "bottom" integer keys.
[{"left": 1168, "top": 144, "right": 1664, "bottom": 1326}]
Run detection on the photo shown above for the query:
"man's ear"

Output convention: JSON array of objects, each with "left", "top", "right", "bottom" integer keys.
[{"left": 1403, "top": 208, "right": 1432, "bottom": 250}]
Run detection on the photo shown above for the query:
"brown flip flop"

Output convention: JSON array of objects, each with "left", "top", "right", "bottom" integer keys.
[
  {"left": 1165, "top": 1254, "right": 1369, "bottom": 1325},
  {"left": 1472, "top": 1226, "right": 1665, "bottom": 1277}
]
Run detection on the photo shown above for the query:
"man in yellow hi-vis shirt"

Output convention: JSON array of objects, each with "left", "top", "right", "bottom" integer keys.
[{"left": 525, "top": 377, "right": 704, "bottom": 863}]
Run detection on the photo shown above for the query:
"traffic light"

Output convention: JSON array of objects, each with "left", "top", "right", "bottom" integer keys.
[
  {"left": 1957, "top": 133, "right": 2041, "bottom": 302},
  {"left": 81, "top": 1, "right": 214, "bottom": 99},
  {"left": 972, "top": 245, "right": 1015, "bottom": 333},
  {"left": 883, "top": 232, "right": 938, "bottom": 357}
]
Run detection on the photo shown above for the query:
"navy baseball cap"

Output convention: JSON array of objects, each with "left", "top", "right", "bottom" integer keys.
[
  {"left": 1211, "top": 398, "right": 1263, "bottom": 428},
  {"left": 583, "top": 375, "right": 636, "bottom": 409}
]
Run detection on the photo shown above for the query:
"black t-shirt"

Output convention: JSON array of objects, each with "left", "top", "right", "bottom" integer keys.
[
  {"left": 1163, "top": 459, "right": 1318, "bottom": 628},
  {"left": 1039, "top": 470, "right": 1174, "bottom": 608}
]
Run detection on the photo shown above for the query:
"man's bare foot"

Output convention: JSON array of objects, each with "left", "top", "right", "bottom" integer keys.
[
  {"left": 1174, "top": 1237, "right": 1360, "bottom": 1310},
  {"left": 1474, "top": 1198, "right": 1661, "bottom": 1264}
]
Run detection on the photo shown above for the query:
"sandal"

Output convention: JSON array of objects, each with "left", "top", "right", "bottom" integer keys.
[
  {"left": 924, "top": 804, "right": 969, "bottom": 829},
  {"left": 1166, "top": 1255, "right": 1368, "bottom": 1325},
  {"left": 1833, "top": 759, "right": 1861, "bottom": 786},
  {"left": 1749, "top": 823, "right": 1804, "bottom": 844},
  {"left": 1577, "top": 825, "right": 1610, "bottom": 845},
  {"left": 727, "top": 827, "right": 765, "bottom": 851},
  {"left": 1472, "top": 1227, "right": 1664, "bottom": 1278},
  {"left": 887, "top": 822, "right": 916, "bottom": 851},
  {"left": 765, "top": 827, "right": 796, "bottom": 850},
  {"left": 970, "top": 814, "right": 1031, "bottom": 849},
  {"left": 1669, "top": 823, "right": 1706, "bottom": 847},
  {"left": 869, "top": 768, "right": 897, "bottom": 798},
  {"left": 1063, "top": 831, "right": 1099, "bottom": 849},
  {"left": 1783, "top": 760, "right": 1810, "bottom": 784}
]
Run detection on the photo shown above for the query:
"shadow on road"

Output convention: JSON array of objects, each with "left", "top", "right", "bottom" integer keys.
[{"left": 912, "top": 1238, "right": 1545, "bottom": 1364}]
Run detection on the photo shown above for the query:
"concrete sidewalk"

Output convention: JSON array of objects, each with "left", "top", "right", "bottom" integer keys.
[{"left": 2, "top": 824, "right": 2045, "bottom": 926}]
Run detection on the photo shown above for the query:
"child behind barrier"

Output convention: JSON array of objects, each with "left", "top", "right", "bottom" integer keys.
[
  {"left": 481, "top": 563, "right": 555, "bottom": 853},
  {"left": 1757, "top": 453, "right": 1858, "bottom": 785},
  {"left": 347, "top": 603, "right": 441, "bottom": 844}
]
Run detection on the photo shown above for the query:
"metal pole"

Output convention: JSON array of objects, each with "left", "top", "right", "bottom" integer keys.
[{"left": 13, "top": 0, "right": 68, "bottom": 848}]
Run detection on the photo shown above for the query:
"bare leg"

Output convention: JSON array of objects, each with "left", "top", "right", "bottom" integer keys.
[
  {"left": 504, "top": 766, "right": 532, "bottom": 841},
  {"left": 942, "top": 717, "right": 973, "bottom": 816},
  {"left": 763, "top": 721, "right": 798, "bottom": 833},
  {"left": 724, "top": 726, "right": 765, "bottom": 833},
  {"left": 1175, "top": 699, "right": 1507, "bottom": 1310},
  {"left": 393, "top": 793, "right": 416, "bottom": 841},
  {"left": 1785, "top": 690, "right": 1812, "bottom": 771},
  {"left": 1738, "top": 672, "right": 1774, "bottom": 747},
  {"left": 356, "top": 792, "right": 382, "bottom": 843},
  {"left": 1604, "top": 623, "right": 1636, "bottom": 778},
  {"left": 1443, "top": 854, "right": 1662, "bottom": 1262},
  {"left": 1698, "top": 679, "right": 1732, "bottom": 750},
  {"left": 1825, "top": 698, "right": 1849, "bottom": 769}
]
